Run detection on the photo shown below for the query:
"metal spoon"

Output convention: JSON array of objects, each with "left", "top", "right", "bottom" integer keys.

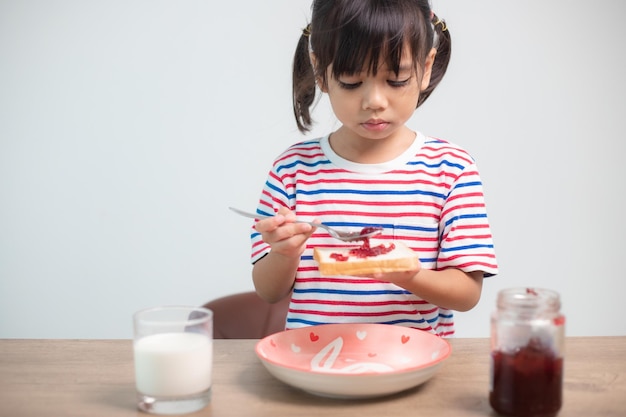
[{"left": 228, "top": 207, "right": 382, "bottom": 242}]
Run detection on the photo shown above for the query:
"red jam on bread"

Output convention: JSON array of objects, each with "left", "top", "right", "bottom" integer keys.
[
  {"left": 330, "top": 235, "right": 396, "bottom": 261},
  {"left": 313, "top": 231, "right": 419, "bottom": 276}
]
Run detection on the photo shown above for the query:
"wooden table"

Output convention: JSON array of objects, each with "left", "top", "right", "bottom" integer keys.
[{"left": 0, "top": 337, "right": 624, "bottom": 417}]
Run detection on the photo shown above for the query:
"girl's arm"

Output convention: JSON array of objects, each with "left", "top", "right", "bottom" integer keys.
[
  {"left": 251, "top": 208, "right": 314, "bottom": 303},
  {"left": 372, "top": 268, "right": 484, "bottom": 312},
  {"left": 252, "top": 251, "right": 300, "bottom": 303}
]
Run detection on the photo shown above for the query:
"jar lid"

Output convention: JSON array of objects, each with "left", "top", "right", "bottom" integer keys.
[{"left": 497, "top": 287, "right": 561, "bottom": 311}]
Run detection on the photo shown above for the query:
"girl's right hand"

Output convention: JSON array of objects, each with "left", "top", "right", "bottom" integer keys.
[{"left": 253, "top": 207, "right": 315, "bottom": 258}]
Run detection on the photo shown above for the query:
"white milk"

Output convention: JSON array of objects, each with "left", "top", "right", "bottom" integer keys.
[{"left": 134, "top": 332, "right": 212, "bottom": 397}]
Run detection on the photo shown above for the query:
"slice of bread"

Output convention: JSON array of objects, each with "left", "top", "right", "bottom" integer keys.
[{"left": 313, "top": 240, "right": 420, "bottom": 276}]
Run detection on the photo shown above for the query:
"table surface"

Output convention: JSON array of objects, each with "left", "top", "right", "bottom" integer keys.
[{"left": 0, "top": 336, "right": 624, "bottom": 417}]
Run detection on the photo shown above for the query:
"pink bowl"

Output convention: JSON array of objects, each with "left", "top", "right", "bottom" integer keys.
[{"left": 255, "top": 323, "right": 451, "bottom": 398}]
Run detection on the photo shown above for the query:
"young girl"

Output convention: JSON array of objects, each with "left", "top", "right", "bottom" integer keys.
[{"left": 248, "top": 0, "right": 498, "bottom": 337}]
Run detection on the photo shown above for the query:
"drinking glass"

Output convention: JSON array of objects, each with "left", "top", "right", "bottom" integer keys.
[{"left": 133, "top": 306, "right": 213, "bottom": 415}]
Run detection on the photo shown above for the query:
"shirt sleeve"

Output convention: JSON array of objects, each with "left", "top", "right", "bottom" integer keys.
[{"left": 437, "top": 161, "right": 498, "bottom": 277}]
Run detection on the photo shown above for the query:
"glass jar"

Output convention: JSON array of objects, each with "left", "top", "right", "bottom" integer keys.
[{"left": 489, "top": 288, "right": 565, "bottom": 417}]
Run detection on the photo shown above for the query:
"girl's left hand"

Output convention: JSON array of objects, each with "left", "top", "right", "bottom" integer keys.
[{"left": 359, "top": 266, "right": 421, "bottom": 286}]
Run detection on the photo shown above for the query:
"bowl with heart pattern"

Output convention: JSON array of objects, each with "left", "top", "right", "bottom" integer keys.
[{"left": 255, "top": 323, "right": 451, "bottom": 398}]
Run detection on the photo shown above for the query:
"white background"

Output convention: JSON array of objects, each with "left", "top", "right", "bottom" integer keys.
[{"left": 1, "top": 0, "right": 625, "bottom": 339}]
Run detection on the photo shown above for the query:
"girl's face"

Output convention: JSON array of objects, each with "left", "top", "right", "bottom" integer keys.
[{"left": 322, "top": 47, "right": 436, "bottom": 143}]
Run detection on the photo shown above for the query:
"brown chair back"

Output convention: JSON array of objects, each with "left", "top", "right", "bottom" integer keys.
[{"left": 202, "top": 291, "right": 290, "bottom": 339}]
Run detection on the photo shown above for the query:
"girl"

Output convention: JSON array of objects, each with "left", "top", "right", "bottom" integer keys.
[{"left": 249, "top": 0, "right": 498, "bottom": 337}]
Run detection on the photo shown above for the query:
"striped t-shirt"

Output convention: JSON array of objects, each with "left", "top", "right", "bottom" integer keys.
[{"left": 250, "top": 133, "right": 498, "bottom": 337}]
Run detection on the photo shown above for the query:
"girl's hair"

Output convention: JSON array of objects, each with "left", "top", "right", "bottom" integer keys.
[{"left": 293, "top": 0, "right": 451, "bottom": 132}]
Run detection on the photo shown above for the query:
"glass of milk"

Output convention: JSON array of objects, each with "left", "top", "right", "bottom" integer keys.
[{"left": 133, "top": 306, "right": 213, "bottom": 414}]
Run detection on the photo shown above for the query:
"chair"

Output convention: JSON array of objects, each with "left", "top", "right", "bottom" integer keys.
[{"left": 202, "top": 291, "right": 290, "bottom": 339}]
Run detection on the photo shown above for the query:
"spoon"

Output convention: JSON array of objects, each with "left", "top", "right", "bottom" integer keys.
[{"left": 228, "top": 207, "right": 382, "bottom": 242}]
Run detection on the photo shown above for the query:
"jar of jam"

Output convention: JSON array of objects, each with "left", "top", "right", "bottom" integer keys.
[{"left": 489, "top": 288, "right": 565, "bottom": 417}]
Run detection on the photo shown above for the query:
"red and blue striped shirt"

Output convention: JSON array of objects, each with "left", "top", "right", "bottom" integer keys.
[{"left": 250, "top": 133, "right": 498, "bottom": 337}]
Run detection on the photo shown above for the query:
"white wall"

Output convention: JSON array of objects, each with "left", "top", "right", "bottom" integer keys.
[{"left": 1, "top": 0, "right": 625, "bottom": 339}]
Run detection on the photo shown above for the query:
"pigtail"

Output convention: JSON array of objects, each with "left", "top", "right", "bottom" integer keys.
[
  {"left": 292, "top": 25, "right": 317, "bottom": 133},
  {"left": 417, "top": 12, "right": 452, "bottom": 107}
]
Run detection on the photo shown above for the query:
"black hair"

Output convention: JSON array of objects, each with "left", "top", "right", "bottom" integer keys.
[{"left": 293, "top": 0, "right": 451, "bottom": 132}]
